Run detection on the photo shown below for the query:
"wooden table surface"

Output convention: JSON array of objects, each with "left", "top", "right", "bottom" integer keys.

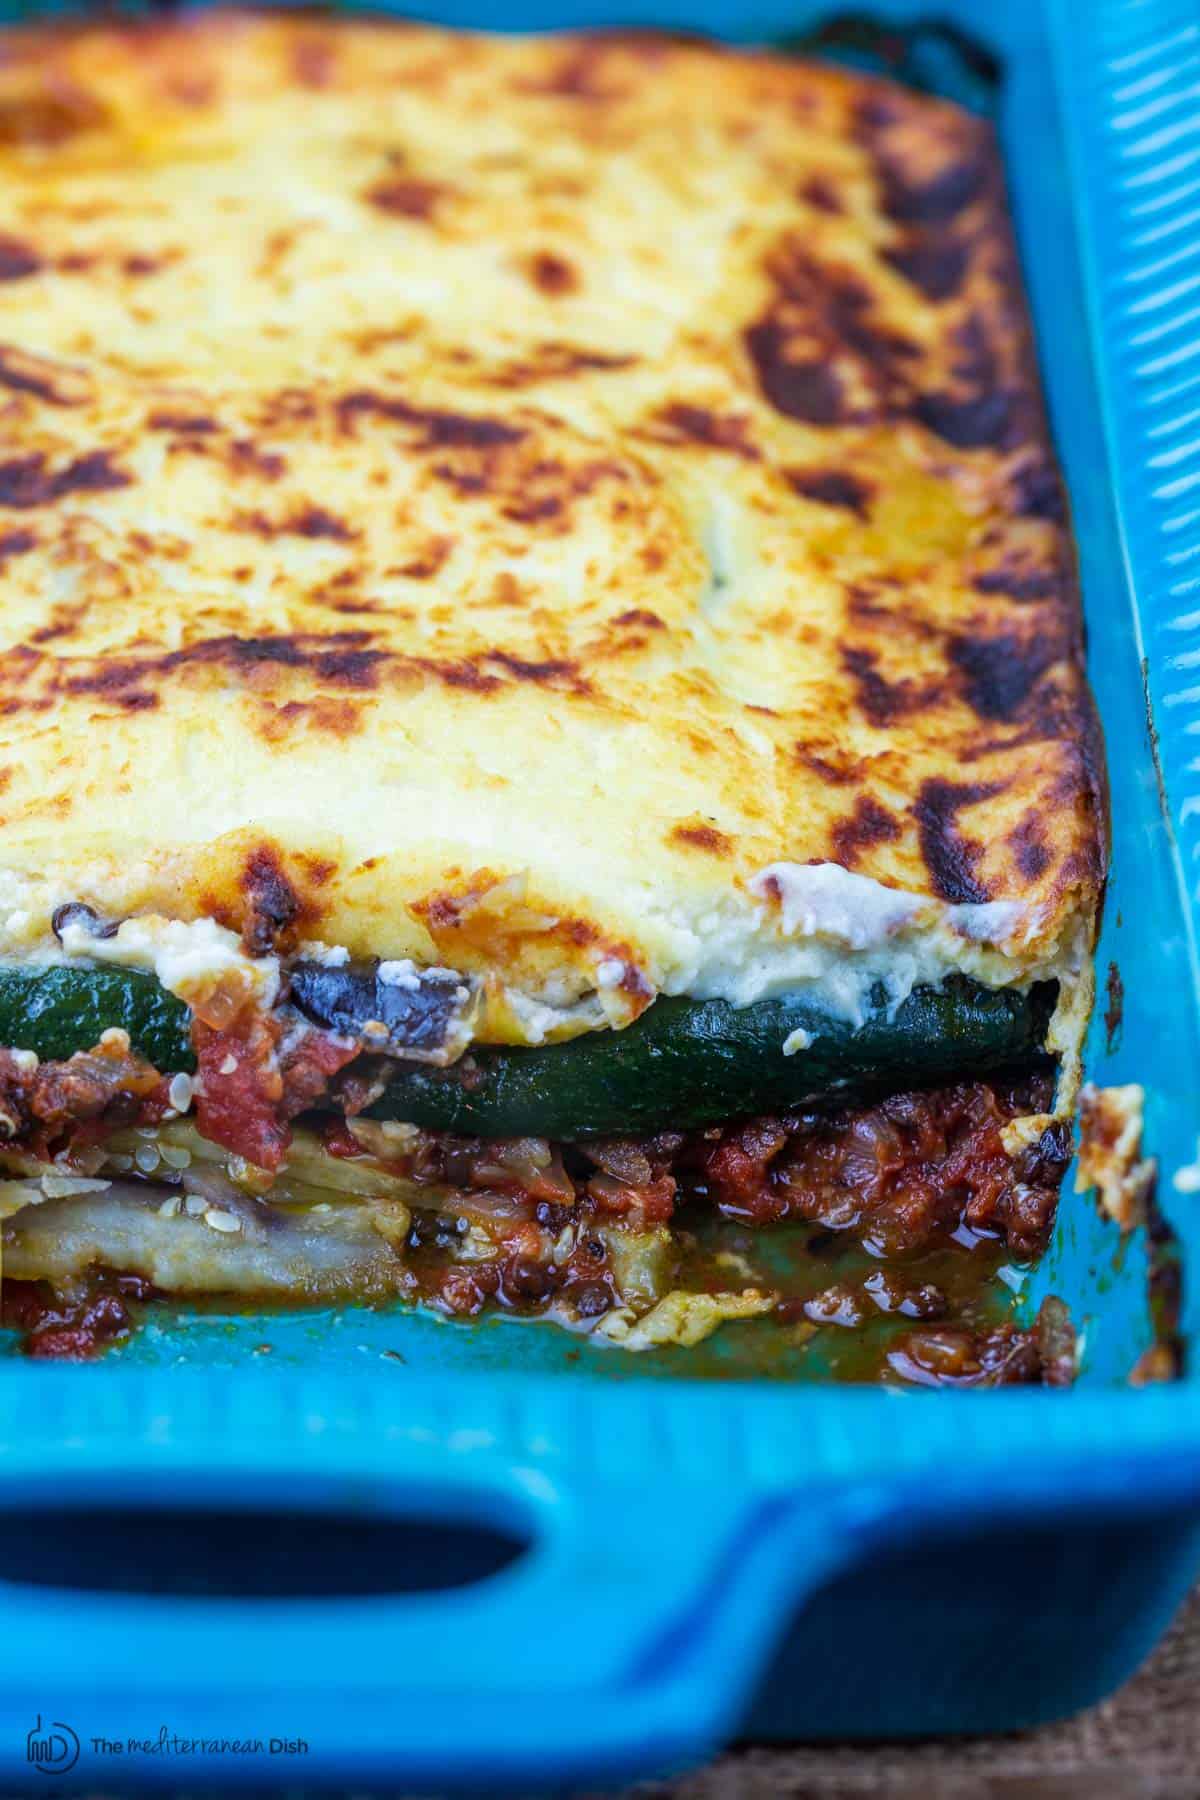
[{"left": 629, "top": 1586, "right": 1200, "bottom": 1800}]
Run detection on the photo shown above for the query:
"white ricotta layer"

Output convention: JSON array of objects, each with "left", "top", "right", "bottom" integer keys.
[
  {"left": 647, "top": 862, "right": 1050, "bottom": 1028},
  {"left": 0, "top": 861, "right": 1069, "bottom": 1048},
  {"left": 301, "top": 940, "right": 351, "bottom": 968},
  {"left": 377, "top": 958, "right": 422, "bottom": 991},
  {"left": 753, "top": 862, "right": 925, "bottom": 947},
  {"left": 58, "top": 915, "right": 280, "bottom": 1010},
  {"left": 503, "top": 986, "right": 609, "bottom": 1046}
]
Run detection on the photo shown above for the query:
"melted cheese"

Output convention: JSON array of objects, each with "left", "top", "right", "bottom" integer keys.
[
  {"left": 58, "top": 914, "right": 279, "bottom": 1010},
  {"left": 1076, "top": 1083, "right": 1155, "bottom": 1229}
]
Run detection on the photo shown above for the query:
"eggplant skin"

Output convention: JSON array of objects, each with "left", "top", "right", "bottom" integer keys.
[
  {"left": 366, "top": 977, "right": 1057, "bottom": 1140},
  {"left": 0, "top": 964, "right": 194, "bottom": 1071},
  {"left": 288, "top": 958, "right": 473, "bottom": 1064}
]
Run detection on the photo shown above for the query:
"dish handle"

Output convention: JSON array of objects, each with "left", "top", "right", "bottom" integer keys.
[
  {"left": 3, "top": 1440, "right": 1195, "bottom": 1787},
  {"left": 0, "top": 1468, "right": 876, "bottom": 1788}
]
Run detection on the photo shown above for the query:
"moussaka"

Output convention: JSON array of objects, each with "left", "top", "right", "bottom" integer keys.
[{"left": 0, "top": 14, "right": 1103, "bottom": 1369}]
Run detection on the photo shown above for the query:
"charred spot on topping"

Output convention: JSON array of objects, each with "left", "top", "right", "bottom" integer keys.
[
  {"left": 228, "top": 439, "right": 286, "bottom": 481},
  {"left": 1009, "top": 817, "right": 1052, "bottom": 882},
  {"left": 911, "top": 311, "right": 1031, "bottom": 450},
  {"left": 483, "top": 342, "right": 637, "bottom": 387},
  {"left": 670, "top": 820, "right": 734, "bottom": 855},
  {"left": 1011, "top": 457, "right": 1067, "bottom": 522},
  {"left": 0, "top": 347, "right": 85, "bottom": 406},
  {"left": 884, "top": 238, "right": 968, "bottom": 302},
  {"left": 393, "top": 537, "right": 454, "bottom": 580},
  {"left": 364, "top": 177, "right": 447, "bottom": 220},
  {"left": 794, "top": 741, "right": 862, "bottom": 785},
  {"left": 240, "top": 846, "right": 302, "bottom": 955},
  {"left": 949, "top": 631, "right": 1058, "bottom": 722},
  {"left": 912, "top": 388, "right": 1015, "bottom": 450},
  {"left": 419, "top": 885, "right": 482, "bottom": 934},
  {"left": 861, "top": 105, "right": 990, "bottom": 224},
  {"left": 845, "top": 577, "right": 907, "bottom": 629},
  {"left": 524, "top": 251, "right": 578, "bottom": 295},
  {"left": 234, "top": 504, "right": 356, "bottom": 543},
  {"left": 949, "top": 311, "right": 1001, "bottom": 386},
  {"left": 1105, "top": 961, "right": 1124, "bottom": 1054},
  {"left": 0, "top": 235, "right": 42, "bottom": 282},
  {"left": 310, "top": 644, "right": 384, "bottom": 689},
  {"left": 914, "top": 778, "right": 1003, "bottom": 904},
  {"left": 973, "top": 564, "right": 1060, "bottom": 601},
  {"left": 746, "top": 242, "right": 920, "bottom": 427},
  {"left": 438, "top": 445, "right": 627, "bottom": 527},
  {"left": 0, "top": 450, "right": 130, "bottom": 510},
  {"left": 831, "top": 795, "right": 901, "bottom": 867},
  {"left": 645, "top": 403, "right": 759, "bottom": 458},
  {"left": 500, "top": 492, "right": 563, "bottom": 525},
  {"left": 612, "top": 608, "right": 666, "bottom": 630},
  {"left": 297, "top": 856, "right": 335, "bottom": 889},
  {"left": 485, "top": 650, "right": 589, "bottom": 693},
  {"left": 336, "top": 391, "right": 526, "bottom": 450},
  {"left": 432, "top": 661, "right": 503, "bottom": 694},
  {"left": 256, "top": 390, "right": 319, "bottom": 431},
  {"left": 42, "top": 633, "right": 387, "bottom": 709},
  {"left": 799, "top": 174, "right": 842, "bottom": 213},
  {"left": 745, "top": 319, "right": 843, "bottom": 425},
  {"left": 0, "top": 529, "right": 35, "bottom": 562},
  {"left": 147, "top": 411, "right": 218, "bottom": 434},
  {"left": 786, "top": 467, "right": 872, "bottom": 515},
  {"left": 842, "top": 645, "right": 936, "bottom": 728},
  {"left": 122, "top": 252, "right": 168, "bottom": 277}
]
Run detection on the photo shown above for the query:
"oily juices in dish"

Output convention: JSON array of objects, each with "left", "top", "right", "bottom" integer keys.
[{"left": 0, "top": 16, "right": 1102, "bottom": 1375}]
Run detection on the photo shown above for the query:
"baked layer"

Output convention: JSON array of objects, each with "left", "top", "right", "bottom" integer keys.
[{"left": 0, "top": 15, "right": 1102, "bottom": 1043}]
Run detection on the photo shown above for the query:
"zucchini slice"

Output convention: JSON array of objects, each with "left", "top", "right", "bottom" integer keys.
[
  {"left": 0, "top": 964, "right": 194, "bottom": 1071},
  {"left": 366, "top": 977, "right": 1056, "bottom": 1139},
  {"left": 0, "top": 964, "right": 1053, "bottom": 1141}
]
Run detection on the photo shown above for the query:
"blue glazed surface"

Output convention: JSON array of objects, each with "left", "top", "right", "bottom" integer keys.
[{"left": 0, "top": 0, "right": 1199, "bottom": 1788}]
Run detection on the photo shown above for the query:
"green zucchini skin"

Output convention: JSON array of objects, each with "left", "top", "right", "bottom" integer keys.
[
  {"left": 0, "top": 965, "right": 1053, "bottom": 1140},
  {"left": 0, "top": 965, "right": 195, "bottom": 1072},
  {"left": 366, "top": 977, "right": 1056, "bottom": 1140}
]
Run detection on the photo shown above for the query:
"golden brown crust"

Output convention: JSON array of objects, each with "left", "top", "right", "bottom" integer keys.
[{"left": 0, "top": 14, "right": 1103, "bottom": 1012}]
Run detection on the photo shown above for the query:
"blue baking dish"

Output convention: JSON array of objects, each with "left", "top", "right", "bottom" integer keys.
[{"left": 0, "top": 0, "right": 1197, "bottom": 1789}]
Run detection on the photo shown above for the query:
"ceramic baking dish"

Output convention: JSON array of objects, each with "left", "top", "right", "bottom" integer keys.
[{"left": 0, "top": 0, "right": 1198, "bottom": 1790}]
